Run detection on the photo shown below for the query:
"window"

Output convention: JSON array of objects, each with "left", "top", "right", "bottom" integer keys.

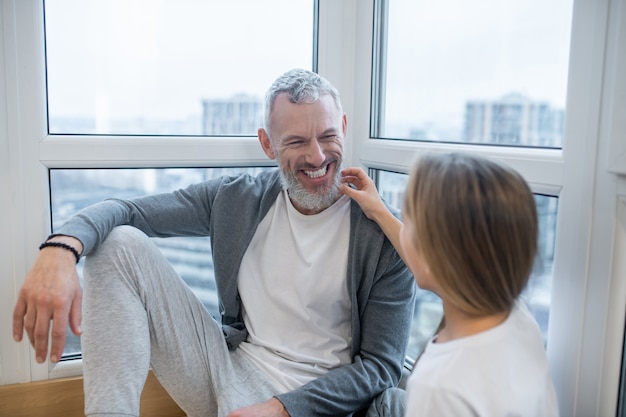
[
  {"left": 374, "top": 0, "right": 572, "bottom": 147},
  {"left": 42, "top": 0, "right": 317, "bottom": 360},
  {"left": 371, "top": 0, "right": 571, "bottom": 356},
  {"left": 45, "top": 0, "right": 315, "bottom": 135}
]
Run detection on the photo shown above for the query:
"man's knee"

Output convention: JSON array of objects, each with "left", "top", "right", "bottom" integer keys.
[
  {"left": 84, "top": 226, "right": 151, "bottom": 272},
  {"left": 105, "top": 225, "right": 149, "bottom": 248}
]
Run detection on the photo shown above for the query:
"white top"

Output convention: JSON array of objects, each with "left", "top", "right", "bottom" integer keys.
[
  {"left": 405, "top": 301, "right": 559, "bottom": 417},
  {"left": 238, "top": 190, "right": 352, "bottom": 391}
]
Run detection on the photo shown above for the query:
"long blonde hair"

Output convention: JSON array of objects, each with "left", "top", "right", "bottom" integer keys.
[{"left": 403, "top": 152, "right": 538, "bottom": 317}]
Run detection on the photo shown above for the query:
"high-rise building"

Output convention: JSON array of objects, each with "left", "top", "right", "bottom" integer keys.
[
  {"left": 202, "top": 94, "right": 263, "bottom": 135},
  {"left": 464, "top": 93, "right": 565, "bottom": 147}
]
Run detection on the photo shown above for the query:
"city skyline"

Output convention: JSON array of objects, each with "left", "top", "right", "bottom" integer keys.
[{"left": 50, "top": 90, "right": 565, "bottom": 148}]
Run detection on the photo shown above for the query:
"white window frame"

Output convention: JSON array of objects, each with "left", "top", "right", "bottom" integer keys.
[
  {"left": 345, "top": 1, "right": 625, "bottom": 416},
  {"left": 2, "top": 1, "right": 626, "bottom": 416}
]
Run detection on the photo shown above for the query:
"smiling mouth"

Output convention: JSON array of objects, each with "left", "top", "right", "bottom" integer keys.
[{"left": 303, "top": 165, "right": 328, "bottom": 178}]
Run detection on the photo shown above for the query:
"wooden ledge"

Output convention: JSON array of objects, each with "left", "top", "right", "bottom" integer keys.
[{"left": 0, "top": 370, "right": 186, "bottom": 417}]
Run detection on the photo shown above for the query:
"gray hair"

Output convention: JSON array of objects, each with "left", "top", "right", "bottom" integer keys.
[{"left": 263, "top": 69, "right": 343, "bottom": 136}]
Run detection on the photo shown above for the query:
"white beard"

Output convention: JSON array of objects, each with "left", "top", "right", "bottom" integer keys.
[{"left": 279, "top": 161, "right": 343, "bottom": 212}]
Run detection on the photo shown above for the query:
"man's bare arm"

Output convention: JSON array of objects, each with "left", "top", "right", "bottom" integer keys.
[{"left": 13, "top": 235, "right": 84, "bottom": 363}]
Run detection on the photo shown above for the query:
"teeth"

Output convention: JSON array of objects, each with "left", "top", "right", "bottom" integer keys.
[{"left": 304, "top": 166, "right": 327, "bottom": 178}]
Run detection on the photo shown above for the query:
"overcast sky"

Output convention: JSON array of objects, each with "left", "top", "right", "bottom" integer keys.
[
  {"left": 385, "top": 0, "right": 572, "bottom": 132},
  {"left": 45, "top": 0, "right": 573, "bottom": 134},
  {"left": 45, "top": 0, "right": 313, "bottom": 121}
]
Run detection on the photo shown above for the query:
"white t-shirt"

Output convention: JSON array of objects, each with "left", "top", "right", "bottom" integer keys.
[
  {"left": 405, "top": 301, "right": 559, "bottom": 417},
  {"left": 238, "top": 191, "right": 352, "bottom": 392}
]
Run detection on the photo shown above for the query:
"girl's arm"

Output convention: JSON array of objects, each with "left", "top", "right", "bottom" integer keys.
[{"left": 340, "top": 167, "right": 408, "bottom": 266}]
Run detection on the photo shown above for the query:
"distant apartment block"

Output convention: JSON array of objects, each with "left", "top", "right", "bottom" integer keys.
[
  {"left": 202, "top": 94, "right": 263, "bottom": 135},
  {"left": 464, "top": 93, "right": 565, "bottom": 147}
]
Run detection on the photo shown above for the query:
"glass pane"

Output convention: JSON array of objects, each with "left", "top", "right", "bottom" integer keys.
[
  {"left": 45, "top": 0, "right": 315, "bottom": 135},
  {"left": 376, "top": 0, "right": 572, "bottom": 148},
  {"left": 377, "top": 170, "right": 557, "bottom": 358},
  {"left": 51, "top": 167, "right": 269, "bottom": 358}
]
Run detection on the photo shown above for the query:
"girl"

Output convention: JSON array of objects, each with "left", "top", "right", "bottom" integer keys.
[{"left": 341, "top": 152, "right": 558, "bottom": 416}]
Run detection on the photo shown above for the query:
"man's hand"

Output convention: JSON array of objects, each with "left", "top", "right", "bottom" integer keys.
[
  {"left": 226, "top": 397, "right": 289, "bottom": 417},
  {"left": 12, "top": 236, "right": 83, "bottom": 364}
]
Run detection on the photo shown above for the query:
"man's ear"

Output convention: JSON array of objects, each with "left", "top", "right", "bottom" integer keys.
[{"left": 258, "top": 128, "right": 275, "bottom": 160}]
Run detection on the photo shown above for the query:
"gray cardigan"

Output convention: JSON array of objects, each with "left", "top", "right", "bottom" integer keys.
[{"left": 59, "top": 169, "right": 416, "bottom": 417}]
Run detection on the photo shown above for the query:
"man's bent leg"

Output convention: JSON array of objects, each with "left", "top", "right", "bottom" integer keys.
[{"left": 83, "top": 226, "right": 225, "bottom": 416}]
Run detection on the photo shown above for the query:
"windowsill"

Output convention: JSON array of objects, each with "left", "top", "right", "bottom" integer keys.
[{"left": 0, "top": 370, "right": 185, "bottom": 417}]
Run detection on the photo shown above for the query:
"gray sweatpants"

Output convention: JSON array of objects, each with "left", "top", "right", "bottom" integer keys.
[
  {"left": 82, "top": 226, "right": 279, "bottom": 417},
  {"left": 81, "top": 226, "right": 406, "bottom": 417}
]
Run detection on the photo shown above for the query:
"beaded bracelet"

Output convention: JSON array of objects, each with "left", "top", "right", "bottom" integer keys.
[{"left": 39, "top": 241, "right": 81, "bottom": 264}]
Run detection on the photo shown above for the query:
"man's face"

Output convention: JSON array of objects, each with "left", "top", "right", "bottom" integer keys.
[{"left": 259, "top": 93, "right": 347, "bottom": 214}]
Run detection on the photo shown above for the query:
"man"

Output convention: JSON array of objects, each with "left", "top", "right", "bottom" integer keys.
[{"left": 13, "top": 69, "right": 415, "bottom": 417}]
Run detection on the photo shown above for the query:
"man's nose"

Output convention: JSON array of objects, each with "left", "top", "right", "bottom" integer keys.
[{"left": 305, "top": 139, "right": 326, "bottom": 166}]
